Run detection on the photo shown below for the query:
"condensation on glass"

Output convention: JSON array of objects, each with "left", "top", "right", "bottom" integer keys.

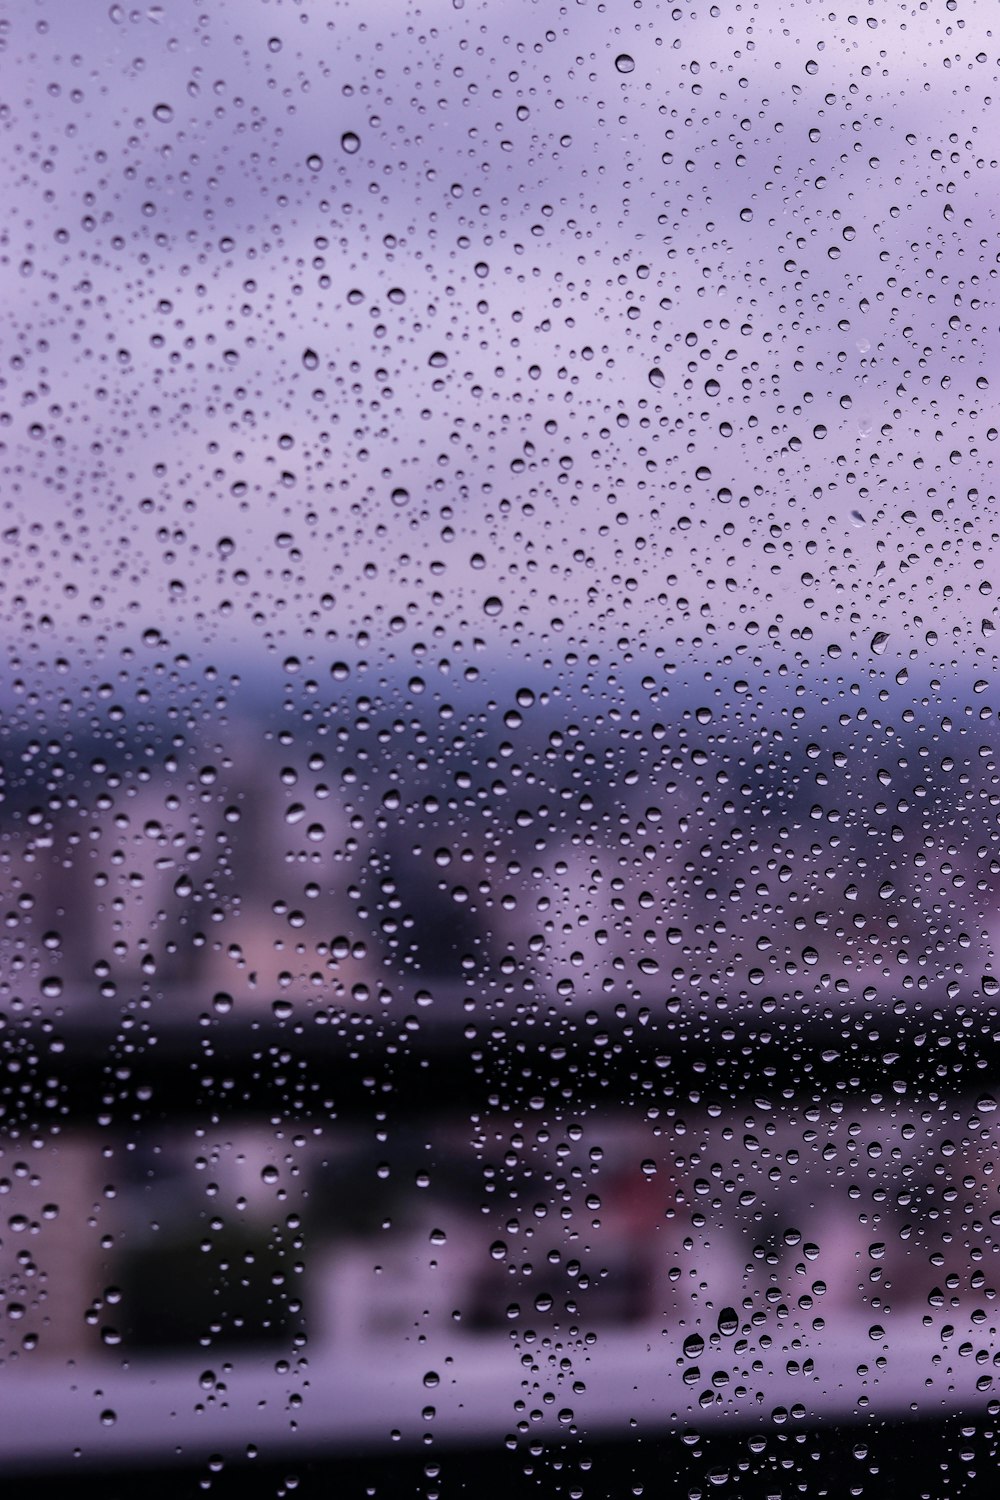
[{"left": 2, "top": 1, "right": 999, "bottom": 1494}]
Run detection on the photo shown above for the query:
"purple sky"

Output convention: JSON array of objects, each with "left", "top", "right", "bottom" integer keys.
[{"left": 3, "top": 0, "right": 999, "bottom": 691}]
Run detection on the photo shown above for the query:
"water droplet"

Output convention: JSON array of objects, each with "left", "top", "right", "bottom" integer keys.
[
  {"left": 870, "top": 630, "right": 889, "bottom": 655},
  {"left": 341, "top": 131, "right": 361, "bottom": 155},
  {"left": 718, "top": 1308, "right": 739, "bottom": 1336},
  {"left": 648, "top": 367, "right": 665, "bottom": 389},
  {"left": 615, "top": 53, "right": 635, "bottom": 74}
]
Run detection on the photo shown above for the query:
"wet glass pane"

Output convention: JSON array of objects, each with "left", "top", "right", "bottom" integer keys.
[{"left": 3, "top": 1, "right": 1000, "bottom": 1494}]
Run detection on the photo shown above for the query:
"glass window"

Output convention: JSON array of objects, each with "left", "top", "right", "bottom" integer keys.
[{"left": 3, "top": 2, "right": 999, "bottom": 1494}]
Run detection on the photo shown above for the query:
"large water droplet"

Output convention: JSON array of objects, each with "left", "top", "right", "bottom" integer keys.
[{"left": 717, "top": 1307, "right": 739, "bottom": 1337}]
